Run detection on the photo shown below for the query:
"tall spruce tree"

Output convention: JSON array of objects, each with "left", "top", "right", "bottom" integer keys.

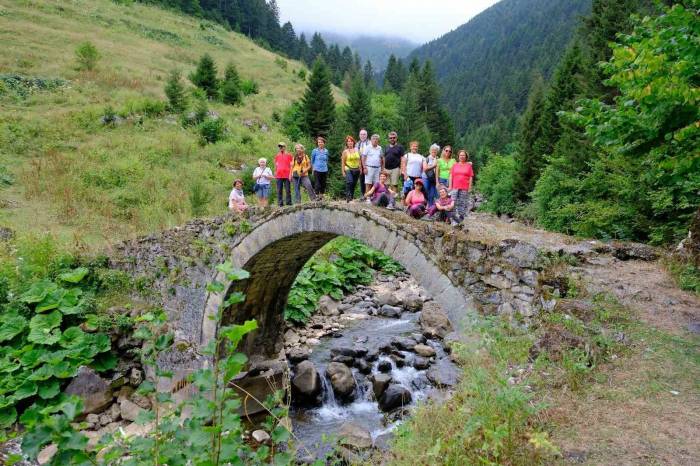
[
  {"left": 346, "top": 75, "right": 372, "bottom": 134},
  {"left": 310, "top": 33, "right": 328, "bottom": 63},
  {"left": 189, "top": 53, "right": 219, "bottom": 99},
  {"left": 280, "top": 21, "right": 298, "bottom": 58},
  {"left": 221, "top": 63, "right": 242, "bottom": 105},
  {"left": 363, "top": 60, "right": 374, "bottom": 87},
  {"left": 302, "top": 58, "right": 336, "bottom": 138},
  {"left": 298, "top": 33, "right": 311, "bottom": 65},
  {"left": 513, "top": 76, "right": 547, "bottom": 202},
  {"left": 164, "top": 69, "right": 187, "bottom": 113},
  {"left": 384, "top": 54, "right": 407, "bottom": 92}
]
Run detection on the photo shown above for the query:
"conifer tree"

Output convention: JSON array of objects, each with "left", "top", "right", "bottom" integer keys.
[
  {"left": 301, "top": 58, "right": 336, "bottom": 138},
  {"left": 221, "top": 63, "right": 242, "bottom": 105},
  {"left": 164, "top": 69, "right": 187, "bottom": 113},
  {"left": 310, "top": 33, "right": 328, "bottom": 63},
  {"left": 363, "top": 60, "right": 374, "bottom": 87},
  {"left": 383, "top": 54, "right": 407, "bottom": 92},
  {"left": 513, "top": 76, "right": 547, "bottom": 202},
  {"left": 189, "top": 53, "right": 219, "bottom": 99},
  {"left": 346, "top": 75, "right": 372, "bottom": 135},
  {"left": 298, "top": 33, "right": 311, "bottom": 65}
]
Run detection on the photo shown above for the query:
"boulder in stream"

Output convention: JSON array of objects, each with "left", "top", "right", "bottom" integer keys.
[
  {"left": 338, "top": 422, "right": 372, "bottom": 450},
  {"left": 419, "top": 302, "right": 453, "bottom": 338},
  {"left": 292, "top": 360, "right": 322, "bottom": 402},
  {"left": 379, "top": 304, "right": 402, "bottom": 318},
  {"left": 370, "top": 373, "right": 392, "bottom": 399},
  {"left": 379, "top": 384, "right": 412, "bottom": 412},
  {"left": 414, "top": 343, "right": 436, "bottom": 358},
  {"left": 375, "top": 291, "right": 401, "bottom": 307},
  {"left": 391, "top": 336, "right": 417, "bottom": 351},
  {"left": 318, "top": 295, "right": 340, "bottom": 316},
  {"left": 326, "top": 362, "right": 355, "bottom": 401}
]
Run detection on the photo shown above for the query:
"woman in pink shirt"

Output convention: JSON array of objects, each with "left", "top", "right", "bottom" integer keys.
[
  {"left": 404, "top": 178, "right": 427, "bottom": 219},
  {"left": 449, "top": 150, "right": 474, "bottom": 222}
]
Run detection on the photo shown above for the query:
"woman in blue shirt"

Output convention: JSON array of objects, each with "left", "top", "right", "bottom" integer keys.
[{"left": 311, "top": 136, "right": 329, "bottom": 199}]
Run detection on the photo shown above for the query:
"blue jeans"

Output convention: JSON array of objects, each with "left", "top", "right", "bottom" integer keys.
[
  {"left": 276, "top": 178, "right": 291, "bottom": 206},
  {"left": 422, "top": 175, "right": 437, "bottom": 207},
  {"left": 345, "top": 169, "right": 361, "bottom": 201}
]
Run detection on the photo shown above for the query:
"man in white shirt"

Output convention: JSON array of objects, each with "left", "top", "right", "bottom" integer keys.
[
  {"left": 356, "top": 129, "right": 370, "bottom": 195},
  {"left": 362, "top": 134, "right": 384, "bottom": 192}
]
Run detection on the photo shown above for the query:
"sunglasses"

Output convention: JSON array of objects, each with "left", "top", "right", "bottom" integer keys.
[{"left": 445, "top": 149, "right": 452, "bottom": 153}]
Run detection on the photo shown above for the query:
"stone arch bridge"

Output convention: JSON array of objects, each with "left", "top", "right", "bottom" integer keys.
[{"left": 112, "top": 203, "right": 587, "bottom": 407}]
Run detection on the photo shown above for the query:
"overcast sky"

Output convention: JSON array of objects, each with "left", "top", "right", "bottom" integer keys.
[{"left": 276, "top": 0, "right": 501, "bottom": 44}]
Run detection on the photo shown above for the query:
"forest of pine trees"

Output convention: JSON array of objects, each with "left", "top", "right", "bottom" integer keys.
[{"left": 477, "top": 0, "right": 698, "bottom": 245}]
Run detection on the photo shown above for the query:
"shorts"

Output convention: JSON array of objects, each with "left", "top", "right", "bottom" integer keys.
[
  {"left": 255, "top": 184, "right": 270, "bottom": 199},
  {"left": 366, "top": 166, "right": 381, "bottom": 185},
  {"left": 386, "top": 167, "right": 401, "bottom": 186}
]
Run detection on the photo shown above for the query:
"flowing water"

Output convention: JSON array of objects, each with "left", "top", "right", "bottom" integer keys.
[{"left": 290, "top": 307, "right": 455, "bottom": 459}]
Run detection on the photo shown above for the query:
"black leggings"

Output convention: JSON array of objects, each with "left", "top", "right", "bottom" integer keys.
[{"left": 314, "top": 171, "right": 328, "bottom": 195}]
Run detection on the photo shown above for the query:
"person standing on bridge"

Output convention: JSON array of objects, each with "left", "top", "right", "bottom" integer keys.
[
  {"left": 363, "top": 134, "right": 384, "bottom": 194},
  {"left": 402, "top": 141, "right": 425, "bottom": 197},
  {"left": 437, "top": 145, "right": 455, "bottom": 188},
  {"left": 292, "top": 143, "right": 316, "bottom": 204},
  {"left": 450, "top": 149, "right": 474, "bottom": 222},
  {"left": 311, "top": 136, "right": 329, "bottom": 199},
  {"left": 423, "top": 143, "right": 440, "bottom": 207},
  {"left": 274, "top": 142, "right": 293, "bottom": 207},
  {"left": 341, "top": 135, "right": 362, "bottom": 202},
  {"left": 252, "top": 158, "right": 273, "bottom": 207},
  {"left": 356, "top": 129, "right": 371, "bottom": 196},
  {"left": 384, "top": 131, "right": 404, "bottom": 195}
]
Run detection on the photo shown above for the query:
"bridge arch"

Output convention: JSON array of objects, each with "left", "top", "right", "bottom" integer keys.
[{"left": 200, "top": 205, "right": 475, "bottom": 358}]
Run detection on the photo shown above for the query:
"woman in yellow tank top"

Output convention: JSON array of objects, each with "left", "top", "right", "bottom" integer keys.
[{"left": 341, "top": 135, "right": 363, "bottom": 201}]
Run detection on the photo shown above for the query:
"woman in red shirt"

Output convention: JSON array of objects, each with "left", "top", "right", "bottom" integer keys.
[{"left": 449, "top": 150, "right": 474, "bottom": 222}]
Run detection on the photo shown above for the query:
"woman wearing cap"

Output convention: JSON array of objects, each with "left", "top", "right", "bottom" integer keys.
[
  {"left": 341, "top": 135, "right": 361, "bottom": 202},
  {"left": 311, "top": 136, "right": 329, "bottom": 199},
  {"left": 252, "top": 158, "right": 273, "bottom": 207},
  {"left": 404, "top": 178, "right": 427, "bottom": 219},
  {"left": 228, "top": 179, "right": 248, "bottom": 213},
  {"left": 292, "top": 143, "right": 316, "bottom": 204},
  {"left": 449, "top": 149, "right": 474, "bottom": 222}
]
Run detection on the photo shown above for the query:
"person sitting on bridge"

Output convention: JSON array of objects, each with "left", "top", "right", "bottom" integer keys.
[
  {"left": 428, "top": 185, "right": 456, "bottom": 224},
  {"left": 364, "top": 171, "right": 395, "bottom": 208},
  {"left": 228, "top": 179, "right": 247, "bottom": 213},
  {"left": 292, "top": 143, "right": 316, "bottom": 204},
  {"left": 404, "top": 178, "right": 427, "bottom": 219}
]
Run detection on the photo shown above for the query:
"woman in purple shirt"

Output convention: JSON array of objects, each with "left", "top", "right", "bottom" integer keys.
[{"left": 364, "top": 172, "right": 396, "bottom": 208}]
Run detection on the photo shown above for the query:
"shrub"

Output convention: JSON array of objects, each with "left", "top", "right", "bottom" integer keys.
[
  {"left": 198, "top": 118, "right": 226, "bottom": 145},
  {"left": 74, "top": 41, "right": 100, "bottom": 71},
  {"left": 240, "top": 78, "right": 259, "bottom": 96},
  {"left": 476, "top": 151, "right": 518, "bottom": 215},
  {"left": 188, "top": 180, "right": 212, "bottom": 216},
  {"left": 164, "top": 69, "right": 187, "bottom": 113},
  {"left": 274, "top": 57, "right": 288, "bottom": 70},
  {"left": 298, "top": 69, "right": 306, "bottom": 80},
  {"left": 281, "top": 101, "right": 304, "bottom": 141},
  {"left": 121, "top": 97, "right": 166, "bottom": 117}
]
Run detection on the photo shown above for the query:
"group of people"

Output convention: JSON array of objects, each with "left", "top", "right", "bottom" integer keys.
[{"left": 229, "top": 130, "right": 474, "bottom": 225}]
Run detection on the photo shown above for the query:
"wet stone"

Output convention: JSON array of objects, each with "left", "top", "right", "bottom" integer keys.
[{"left": 377, "top": 360, "right": 392, "bottom": 373}]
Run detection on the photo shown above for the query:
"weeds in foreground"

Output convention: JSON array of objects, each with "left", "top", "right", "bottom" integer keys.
[{"left": 665, "top": 258, "right": 700, "bottom": 295}]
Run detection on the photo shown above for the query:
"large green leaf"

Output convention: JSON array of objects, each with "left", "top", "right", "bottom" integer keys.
[
  {"left": 20, "top": 280, "right": 57, "bottom": 304},
  {"left": 14, "top": 381, "right": 38, "bottom": 400},
  {"left": 59, "top": 327, "right": 86, "bottom": 348},
  {"left": 0, "top": 405, "right": 17, "bottom": 429},
  {"left": 27, "top": 311, "right": 62, "bottom": 344},
  {"left": 35, "top": 287, "right": 65, "bottom": 313},
  {"left": 37, "top": 379, "right": 60, "bottom": 400},
  {"left": 58, "top": 267, "right": 89, "bottom": 284},
  {"left": 27, "top": 364, "right": 53, "bottom": 381},
  {"left": 58, "top": 288, "right": 84, "bottom": 315},
  {"left": 91, "top": 352, "right": 117, "bottom": 372},
  {"left": 18, "top": 347, "right": 43, "bottom": 368},
  {"left": 0, "top": 314, "right": 27, "bottom": 342}
]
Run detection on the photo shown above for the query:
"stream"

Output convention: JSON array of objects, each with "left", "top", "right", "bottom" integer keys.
[{"left": 285, "top": 274, "right": 459, "bottom": 461}]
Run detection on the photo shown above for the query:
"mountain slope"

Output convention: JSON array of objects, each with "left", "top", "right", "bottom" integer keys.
[
  {"left": 0, "top": 0, "right": 341, "bottom": 247},
  {"left": 409, "top": 0, "right": 591, "bottom": 136}
]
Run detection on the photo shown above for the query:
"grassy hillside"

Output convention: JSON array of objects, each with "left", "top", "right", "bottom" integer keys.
[{"left": 0, "top": 0, "right": 340, "bottom": 249}]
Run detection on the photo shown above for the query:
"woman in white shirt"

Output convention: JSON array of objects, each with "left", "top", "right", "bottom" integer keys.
[
  {"left": 401, "top": 141, "right": 425, "bottom": 196},
  {"left": 252, "top": 158, "right": 273, "bottom": 207}
]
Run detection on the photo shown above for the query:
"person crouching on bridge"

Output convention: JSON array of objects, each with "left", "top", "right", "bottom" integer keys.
[
  {"left": 364, "top": 171, "right": 395, "bottom": 208},
  {"left": 228, "top": 179, "right": 248, "bottom": 213},
  {"left": 292, "top": 143, "right": 317, "bottom": 204},
  {"left": 428, "top": 185, "right": 456, "bottom": 224},
  {"left": 404, "top": 178, "right": 427, "bottom": 219}
]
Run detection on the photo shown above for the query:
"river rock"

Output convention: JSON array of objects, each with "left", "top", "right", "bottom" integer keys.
[
  {"left": 413, "top": 356, "right": 430, "bottom": 370},
  {"left": 318, "top": 295, "right": 340, "bottom": 316},
  {"left": 252, "top": 430, "right": 270, "bottom": 444},
  {"left": 427, "top": 360, "right": 460, "bottom": 388},
  {"left": 119, "top": 398, "right": 144, "bottom": 422},
  {"left": 377, "top": 360, "right": 392, "bottom": 373},
  {"left": 391, "top": 336, "right": 417, "bottom": 351},
  {"left": 64, "top": 366, "right": 113, "bottom": 415},
  {"left": 354, "top": 359, "right": 371, "bottom": 375},
  {"left": 378, "top": 305, "right": 402, "bottom": 318},
  {"left": 371, "top": 373, "right": 392, "bottom": 399},
  {"left": 389, "top": 354, "right": 406, "bottom": 368},
  {"left": 129, "top": 368, "right": 143, "bottom": 387},
  {"left": 419, "top": 302, "right": 453, "bottom": 338},
  {"left": 414, "top": 344, "right": 436, "bottom": 358},
  {"left": 292, "top": 360, "right": 322, "bottom": 401},
  {"left": 287, "top": 347, "right": 310, "bottom": 363},
  {"left": 375, "top": 291, "right": 400, "bottom": 307},
  {"left": 326, "top": 362, "right": 355, "bottom": 400},
  {"left": 338, "top": 422, "right": 372, "bottom": 450},
  {"left": 398, "top": 289, "right": 423, "bottom": 312},
  {"left": 332, "top": 355, "right": 355, "bottom": 365},
  {"left": 379, "top": 384, "right": 412, "bottom": 412},
  {"left": 330, "top": 347, "right": 357, "bottom": 357},
  {"left": 284, "top": 329, "right": 300, "bottom": 346}
]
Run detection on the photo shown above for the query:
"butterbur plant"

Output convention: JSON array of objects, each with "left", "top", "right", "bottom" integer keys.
[{"left": 19, "top": 262, "right": 294, "bottom": 465}]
